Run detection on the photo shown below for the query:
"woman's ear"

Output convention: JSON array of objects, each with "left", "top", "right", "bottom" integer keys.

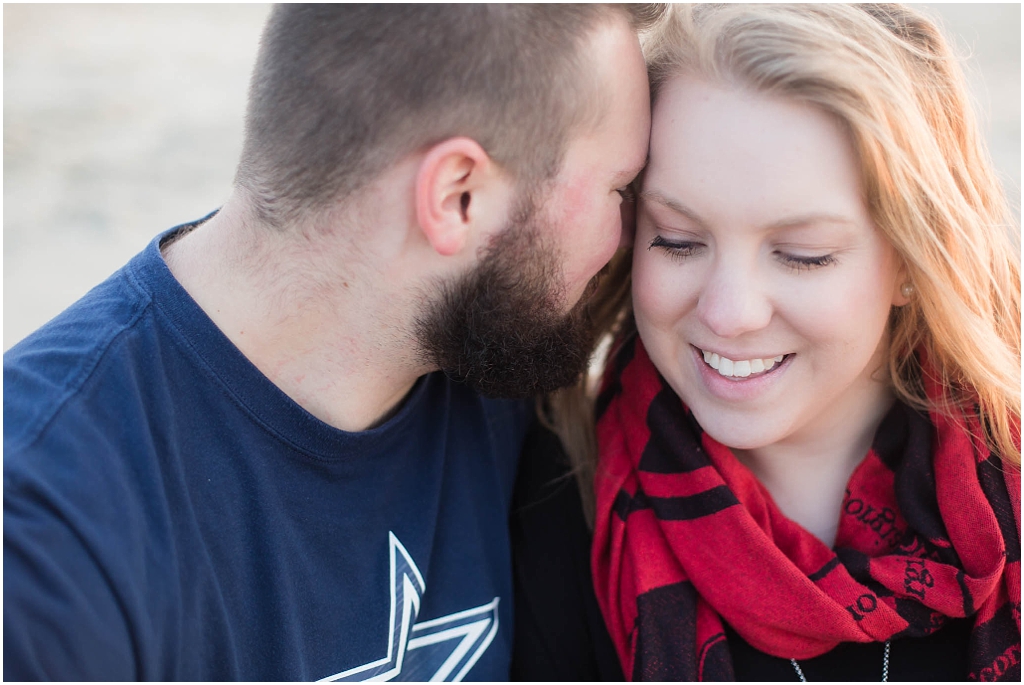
[{"left": 415, "top": 137, "right": 496, "bottom": 257}]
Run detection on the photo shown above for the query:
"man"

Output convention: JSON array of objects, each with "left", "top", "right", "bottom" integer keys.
[{"left": 4, "top": 4, "right": 653, "bottom": 680}]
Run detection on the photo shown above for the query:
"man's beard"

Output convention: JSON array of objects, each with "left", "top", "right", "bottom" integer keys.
[{"left": 415, "top": 195, "right": 598, "bottom": 399}]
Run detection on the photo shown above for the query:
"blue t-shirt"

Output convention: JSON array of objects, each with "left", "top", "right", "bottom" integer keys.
[{"left": 4, "top": 221, "right": 532, "bottom": 680}]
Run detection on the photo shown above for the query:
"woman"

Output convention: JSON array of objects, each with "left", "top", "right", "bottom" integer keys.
[{"left": 511, "top": 4, "right": 1020, "bottom": 681}]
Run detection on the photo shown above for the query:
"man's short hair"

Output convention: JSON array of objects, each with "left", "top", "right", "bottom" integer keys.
[{"left": 235, "top": 4, "right": 662, "bottom": 227}]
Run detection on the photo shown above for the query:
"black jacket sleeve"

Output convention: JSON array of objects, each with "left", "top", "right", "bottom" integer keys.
[{"left": 509, "top": 419, "right": 624, "bottom": 681}]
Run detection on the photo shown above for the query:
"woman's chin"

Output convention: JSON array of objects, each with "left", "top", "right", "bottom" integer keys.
[{"left": 687, "top": 407, "right": 786, "bottom": 454}]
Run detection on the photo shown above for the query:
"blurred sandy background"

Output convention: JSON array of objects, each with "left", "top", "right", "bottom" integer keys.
[{"left": 3, "top": 4, "right": 1020, "bottom": 350}]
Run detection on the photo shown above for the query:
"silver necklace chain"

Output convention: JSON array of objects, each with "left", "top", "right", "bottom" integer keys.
[{"left": 790, "top": 640, "right": 890, "bottom": 682}]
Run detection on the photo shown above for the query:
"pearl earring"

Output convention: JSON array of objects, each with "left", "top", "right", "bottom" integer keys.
[{"left": 900, "top": 282, "right": 914, "bottom": 298}]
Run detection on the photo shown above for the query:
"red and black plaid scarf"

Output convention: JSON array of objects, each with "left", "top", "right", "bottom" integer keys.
[{"left": 592, "top": 337, "right": 1021, "bottom": 681}]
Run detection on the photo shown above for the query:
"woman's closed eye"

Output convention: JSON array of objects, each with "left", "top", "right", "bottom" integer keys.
[
  {"left": 775, "top": 251, "right": 838, "bottom": 271},
  {"left": 647, "top": 234, "right": 839, "bottom": 272},
  {"left": 647, "top": 234, "right": 704, "bottom": 260}
]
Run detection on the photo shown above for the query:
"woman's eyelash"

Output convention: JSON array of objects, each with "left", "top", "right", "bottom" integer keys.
[
  {"left": 647, "top": 237, "right": 837, "bottom": 271},
  {"left": 616, "top": 185, "right": 635, "bottom": 202},
  {"left": 651, "top": 232, "right": 835, "bottom": 270},
  {"left": 777, "top": 252, "right": 837, "bottom": 271},
  {"left": 648, "top": 235, "right": 703, "bottom": 258}
]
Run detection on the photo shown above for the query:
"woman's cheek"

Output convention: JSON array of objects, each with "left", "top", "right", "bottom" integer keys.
[{"left": 632, "top": 254, "right": 687, "bottom": 329}]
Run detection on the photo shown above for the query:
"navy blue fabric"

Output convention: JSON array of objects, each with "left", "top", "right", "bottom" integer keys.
[{"left": 4, "top": 219, "right": 531, "bottom": 681}]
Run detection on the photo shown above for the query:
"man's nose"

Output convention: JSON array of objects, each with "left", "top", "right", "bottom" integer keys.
[{"left": 695, "top": 264, "right": 773, "bottom": 339}]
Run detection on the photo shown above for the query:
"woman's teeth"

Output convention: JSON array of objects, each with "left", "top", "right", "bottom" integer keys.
[{"left": 701, "top": 350, "right": 785, "bottom": 378}]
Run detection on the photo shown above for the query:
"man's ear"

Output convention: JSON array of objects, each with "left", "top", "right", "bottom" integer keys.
[{"left": 415, "top": 137, "right": 496, "bottom": 257}]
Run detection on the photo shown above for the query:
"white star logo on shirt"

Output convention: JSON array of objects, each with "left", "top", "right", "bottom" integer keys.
[{"left": 319, "top": 532, "right": 499, "bottom": 682}]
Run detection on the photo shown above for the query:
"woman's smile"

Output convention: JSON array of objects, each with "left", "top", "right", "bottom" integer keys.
[
  {"left": 690, "top": 344, "right": 794, "bottom": 402},
  {"left": 697, "top": 346, "right": 789, "bottom": 379}
]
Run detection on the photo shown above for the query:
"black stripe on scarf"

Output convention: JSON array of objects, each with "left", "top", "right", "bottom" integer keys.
[
  {"left": 639, "top": 385, "right": 711, "bottom": 474},
  {"left": 978, "top": 454, "right": 1021, "bottom": 563},
  {"left": 613, "top": 487, "right": 652, "bottom": 521},
  {"left": 650, "top": 487, "right": 739, "bottom": 521},
  {"left": 612, "top": 486, "right": 739, "bottom": 522},
  {"left": 632, "top": 581, "right": 702, "bottom": 681}
]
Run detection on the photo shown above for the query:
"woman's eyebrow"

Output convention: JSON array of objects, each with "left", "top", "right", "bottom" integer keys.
[
  {"left": 764, "top": 214, "right": 860, "bottom": 232},
  {"left": 638, "top": 189, "right": 705, "bottom": 225},
  {"left": 641, "top": 188, "right": 859, "bottom": 233}
]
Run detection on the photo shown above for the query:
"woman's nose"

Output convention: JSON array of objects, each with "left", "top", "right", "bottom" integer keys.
[{"left": 695, "top": 265, "right": 773, "bottom": 339}]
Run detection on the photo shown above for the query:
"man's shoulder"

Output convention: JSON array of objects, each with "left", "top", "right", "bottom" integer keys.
[
  {"left": 2, "top": 244, "right": 183, "bottom": 681},
  {"left": 4, "top": 223, "right": 218, "bottom": 459},
  {"left": 3, "top": 256, "right": 160, "bottom": 454}
]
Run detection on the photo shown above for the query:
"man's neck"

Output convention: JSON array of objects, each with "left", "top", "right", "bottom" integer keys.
[{"left": 162, "top": 199, "right": 429, "bottom": 432}]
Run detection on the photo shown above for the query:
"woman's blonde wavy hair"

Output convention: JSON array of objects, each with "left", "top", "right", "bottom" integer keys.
[{"left": 546, "top": 3, "right": 1021, "bottom": 525}]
